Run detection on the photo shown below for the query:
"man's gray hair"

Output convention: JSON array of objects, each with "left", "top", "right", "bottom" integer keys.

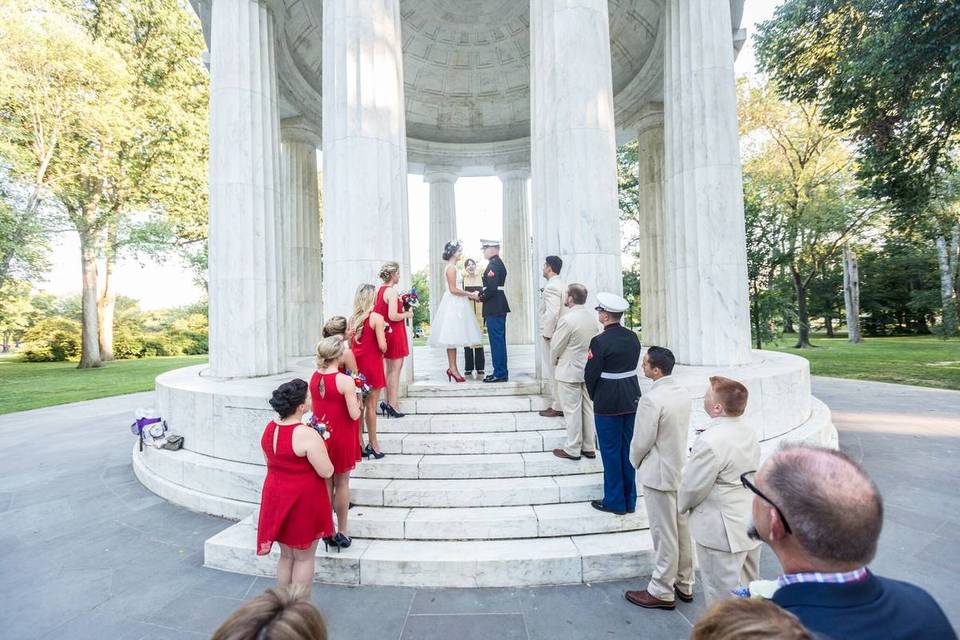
[{"left": 765, "top": 445, "right": 883, "bottom": 566}]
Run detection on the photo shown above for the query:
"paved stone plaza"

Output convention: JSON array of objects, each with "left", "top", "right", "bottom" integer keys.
[{"left": 1, "top": 378, "right": 956, "bottom": 639}]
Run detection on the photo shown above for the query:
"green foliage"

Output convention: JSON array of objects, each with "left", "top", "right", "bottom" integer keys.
[
  {"left": 755, "top": 0, "right": 960, "bottom": 216},
  {"left": 20, "top": 317, "right": 82, "bottom": 362},
  {"left": 410, "top": 269, "right": 430, "bottom": 330}
]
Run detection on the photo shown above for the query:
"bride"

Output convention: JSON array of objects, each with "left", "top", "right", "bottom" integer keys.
[{"left": 429, "top": 241, "right": 483, "bottom": 382}]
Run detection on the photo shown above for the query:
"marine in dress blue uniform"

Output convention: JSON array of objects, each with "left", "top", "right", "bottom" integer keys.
[
  {"left": 479, "top": 239, "right": 510, "bottom": 382},
  {"left": 584, "top": 292, "right": 642, "bottom": 514}
]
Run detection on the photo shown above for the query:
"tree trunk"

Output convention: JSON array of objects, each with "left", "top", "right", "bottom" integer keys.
[
  {"left": 78, "top": 226, "right": 102, "bottom": 368},
  {"left": 825, "top": 316, "right": 834, "bottom": 338},
  {"left": 843, "top": 245, "right": 863, "bottom": 343},
  {"left": 751, "top": 284, "right": 762, "bottom": 349},
  {"left": 792, "top": 268, "right": 813, "bottom": 348},
  {"left": 936, "top": 234, "right": 959, "bottom": 337},
  {"left": 98, "top": 224, "right": 117, "bottom": 361}
]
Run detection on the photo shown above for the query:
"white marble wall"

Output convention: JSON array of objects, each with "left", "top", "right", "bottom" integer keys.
[
  {"left": 530, "top": 0, "right": 622, "bottom": 310},
  {"left": 321, "top": 0, "right": 410, "bottom": 317},
  {"left": 663, "top": 0, "right": 752, "bottom": 366},
  {"left": 425, "top": 167, "right": 458, "bottom": 322},
  {"left": 207, "top": 0, "right": 285, "bottom": 378},
  {"left": 280, "top": 121, "right": 323, "bottom": 357},
  {"left": 500, "top": 167, "right": 534, "bottom": 345},
  {"left": 636, "top": 108, "right": 666, "bottom": 347}
]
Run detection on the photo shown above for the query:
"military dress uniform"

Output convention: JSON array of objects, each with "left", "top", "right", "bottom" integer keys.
[
  {"left": 584, "top": 293, "right": 642, "bottom": 514},
  {"left": 479, "top": 240, "right": 510, "bottom": 381}
]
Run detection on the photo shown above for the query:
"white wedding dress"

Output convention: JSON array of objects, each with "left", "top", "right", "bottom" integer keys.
[{"left": 429, "top": 265, "right": 483, "bottom": 348}]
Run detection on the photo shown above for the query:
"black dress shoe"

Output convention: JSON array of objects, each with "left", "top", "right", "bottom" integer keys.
[
  {"left": 482, "top": 375, "right": 508, "bottom": 383},
  {"left": 674, "top": 586, "right": 694, "bottom": 603},
  {"left": 590, "top": 499, "right": 626, "bottom": 515}
]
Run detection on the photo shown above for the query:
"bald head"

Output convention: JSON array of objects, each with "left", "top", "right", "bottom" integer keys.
[{"left": 760, "top": 445, "right": 883, "bottom": 567}]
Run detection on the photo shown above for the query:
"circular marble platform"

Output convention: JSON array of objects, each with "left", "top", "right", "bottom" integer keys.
[{"left": 133, "top": 346, "right": 836, "bottom": 587}]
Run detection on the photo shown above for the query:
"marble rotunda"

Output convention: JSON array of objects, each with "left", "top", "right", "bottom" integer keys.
[{"left": 133, "top": 0, "right": 839, "bottom": 587}]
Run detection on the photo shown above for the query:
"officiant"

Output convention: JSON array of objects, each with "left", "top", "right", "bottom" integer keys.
[{"left": 479, "top": 239, "right": 509, "bottom": 383}]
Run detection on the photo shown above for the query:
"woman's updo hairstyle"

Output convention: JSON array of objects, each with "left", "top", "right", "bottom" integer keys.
[
  {"left": 442, "top": 240, "right": 462, "bottom": 262},
  {"left": 322, "top": 316, "right": 347, "bottom": 338},
  {"left": 211, "top": 585, "right": 327, "bottom": 640},
  {"left": 378, "top": 261, "right": 400, "bottom": 283},
  {"left": 269, "top": 379, "right": 309, "bottom": 419},
  {"left": 315, "top": 336, "right": 345, "bottom": 369}
]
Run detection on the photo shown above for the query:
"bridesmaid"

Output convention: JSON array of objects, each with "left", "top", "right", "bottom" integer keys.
[
  {"left": 310, "top": 337, "right": 362, "bottom": 549},
  {"left": 257, "top": 379, "right": 334, "bottom": 595},
  {"left": 322, "top": 316, "right": 358, "bottom": 374},
  {"left": 374, "top": 261, "right": 412, "bottom": 418},
  {"left": 349, "top": 284, "right": 388, "bottom": 459}
]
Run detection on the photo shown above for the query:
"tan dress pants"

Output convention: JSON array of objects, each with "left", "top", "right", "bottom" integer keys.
[
  {"left": 557, "top": 380, "right": 596, "bottom": 456},
  {"left": 643, "top": 486, "right": 695, "bottom": 601},
  {"left": 541, "top": 338, "right": 561, "bottom": 411},
  {"left": 695, "top": 542, "right": 761, "bottom": 606}
]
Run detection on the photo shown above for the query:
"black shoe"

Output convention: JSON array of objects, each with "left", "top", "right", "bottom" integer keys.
[
  {"left": 482, "top": 375, "right": 509, "bottom": 383},
  {"left": 590, "top": 500, "right": 626, "bottom": 515},
  {"left": 364, "top": 443, "right": 386, "bottom": 460},
  {"left": 379, "top": 401, "right": 405, "bottom": 418},
  {"left": 322, "top": 536, "right": 340, "bottom": 553},
  {"left": 674, "top": 586, "right": 694, "bottom": 603},
  {"left": 333, "top": 532, "right": 352, "bottom": 549}
]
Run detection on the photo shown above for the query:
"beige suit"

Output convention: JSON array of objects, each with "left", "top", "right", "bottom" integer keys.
[
  {"left": 629, "top": 375, "right": 694, "bottom": 601},
  {"left": 550, "top": 305, "right": 599, "bottom": 456},
  {"left": 679, "top": 415, "right": 762, "bottom": 605},
  {"left": 538, "top": 275, "right": 565, "bottom": 411}
]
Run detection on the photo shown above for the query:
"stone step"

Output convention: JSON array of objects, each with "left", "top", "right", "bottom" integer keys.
[
  {"left": 376, "top": 429, "right": 567, "bottom": 455},
  {"left": 374, "top": 411, "right": 563, "bottom": 434},
  {"left": 352, "top": 474, "right": 604, "bottom": 508},
  {"left": 349, "top": 502, "right": 649, "bottom": 540},
  {"left": 204, "top": 514, "right": 655, "bottom": 587},
  {"left": 406, "top": 379, "right": 542, "bottom": 398},
  {"left": 396, "top": 395, "right": 550, "bottom": 415},
  {"left": 352, "top": 451, "right": 603, "bottom": 480}
]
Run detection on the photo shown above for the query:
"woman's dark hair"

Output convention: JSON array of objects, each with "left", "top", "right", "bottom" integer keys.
[
  {"left": 211, "top": 585, "right": 327, "bottom": 640},
  {"left": 464, "top": 258, "right": 476, "bottom": 268},
  {"left": 442, "top": 240, "right": 462, "bottom": 261},
  {"left": 269, "top": 379, "right": 309, "bottom": 418}
]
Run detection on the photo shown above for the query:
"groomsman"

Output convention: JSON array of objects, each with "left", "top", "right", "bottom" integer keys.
[
  {"left": 625, "top": 346, "right": 695, "bottom": 610},
  {"left": 538, "top": 256, "right": 565, "bottom": 418},
  {"left": 480, "top": 239, "right": 510, "bottom": 383},
  {"left": 679, "top": 376, "right": 761, "bottom": 605},
  {"left": 550, "top": 284, "right": 600, "bottom": 460},
  {"left": 584, "top": 292, "right": 641, "bottom": 515}
]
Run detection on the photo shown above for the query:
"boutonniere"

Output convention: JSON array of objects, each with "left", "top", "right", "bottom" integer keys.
[{"left": 303, "top": 411, "right": 332, "bottom": 440}]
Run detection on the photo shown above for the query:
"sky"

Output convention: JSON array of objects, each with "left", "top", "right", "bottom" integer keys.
[{"left": 36, "top": 1, "right": 778, "bottom": 310}]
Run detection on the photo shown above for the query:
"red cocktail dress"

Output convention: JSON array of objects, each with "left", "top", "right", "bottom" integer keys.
[
  {"left": 351, "top": 316, "right": 386, "bottom": 389},
  {"left": 309, "top": 371, "right": 362, "bottom": 473},
  {"left": 375, "top": 285, "right": 410, "bottom": 359}
]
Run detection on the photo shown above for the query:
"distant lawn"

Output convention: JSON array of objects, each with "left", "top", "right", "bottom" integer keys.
[
  {"left": 766, "top": 335, "right": 960, "bottom": 391},
  {"left": 0, "top": 354, "right": 207, "bottom": 415}
]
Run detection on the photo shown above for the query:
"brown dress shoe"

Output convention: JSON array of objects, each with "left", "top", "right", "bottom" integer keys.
[
  {"left": 539, "top": 408, "right": 564, "bottom": 417},
  {"left": 624, "top": 590, "right": 675, "bottom": 610},
  {"left": 552, "top": 448, "right": 581, "bottom": 461},
  {"left": 582, "top": 451, "right": 597, "bottom": 459},
  {"left": 674, "top": 586, "right": 694, "bottom": 603}
]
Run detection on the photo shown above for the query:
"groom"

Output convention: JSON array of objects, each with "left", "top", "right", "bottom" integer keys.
[{"left": 480, "top": 239, "right": 510, "bottom": 382}]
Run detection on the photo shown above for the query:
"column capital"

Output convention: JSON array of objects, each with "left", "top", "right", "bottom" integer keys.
[
  {"left": 635, "top": 103, "right": 664, "bottom": 135},
  {"left": 495, "top": 163, "right": 530, "bottom": 181},
  {"left": 281, "top": 116, "right": 321, "bottom": 146},
  {"left": 423, "top": 165, "right": 460, "bottom": 184}
]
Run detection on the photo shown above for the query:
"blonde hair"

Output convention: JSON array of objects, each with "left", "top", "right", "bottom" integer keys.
[
  {"left": 315, "top": 336, "right": 344, "bottom": 370},
  {"left": 322, "top": 316, "right": 347, "bottom": 338},
  {"left": 211, "top": 585, "right": 328, "bottom": 640},
  {"left": 691, "top": 598, "right": 812, "bottom": 640},
  {"left": 378, "top": 261, "right": 400, "bottom": 283},
  {"left": 350, "top": 284, "right": 376, "bottom": 342}
]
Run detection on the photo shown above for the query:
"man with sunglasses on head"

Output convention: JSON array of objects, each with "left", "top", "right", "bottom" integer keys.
[
  {"left": 745, "top": 445, "right": 955, "bottom": 640},
  {"left": 678, "top": 375, "right": 761, "bottom": 606}
]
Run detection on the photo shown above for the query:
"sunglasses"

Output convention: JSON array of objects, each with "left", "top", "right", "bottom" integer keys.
[{"left": 741, "top": 471, "right": 793, "bottom": 535}]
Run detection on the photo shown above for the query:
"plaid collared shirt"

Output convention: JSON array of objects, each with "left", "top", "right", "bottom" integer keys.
[{"left": 778, "top": 567, "right": 869, "bottom": 588}]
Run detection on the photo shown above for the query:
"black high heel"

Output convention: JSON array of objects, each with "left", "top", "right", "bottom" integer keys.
[
  {"left": 333, "top": 532, "right": 352, "bottom": 549},
  {"left": 364, "top": 443, "right": 386, "bottom": 460},
  {"left": 379, "top": 401, "right": 405, "bottom": 418},
  {"left": 323, "top": 536, "right": 340, "bottom": 553}
]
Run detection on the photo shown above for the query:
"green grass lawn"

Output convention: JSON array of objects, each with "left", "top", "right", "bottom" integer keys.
[
  {"left": 766, "top": 335, "right": 960, "bottom": 390},
  {"left": 0, "top": 354, "right": 208, "bottom": 415}
]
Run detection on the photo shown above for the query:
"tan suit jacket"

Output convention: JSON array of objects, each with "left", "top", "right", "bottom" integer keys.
[
  {"left": 678, "top": 416, "right": 761, "bottom": 553},
  {"left": 538, "top": 276, "right": 565, "bottom": 339},
  {"left": 629, "top": 376, "right": 692, "bottom": 492},
  {"left": 550, "top": 306, "right": 599, "bottom": 383}
]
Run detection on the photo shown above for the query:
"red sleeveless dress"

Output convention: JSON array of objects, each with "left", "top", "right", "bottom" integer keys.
[
  {"left": 256, "top": 421, "right": 333, "bottom": 555},
  {"left": 351, "top": 316, "right": 386, "bottom": 389},
  {"left": 375, "top": 285, "right": 410, "bottom": 359},
  {"left": 309, "top": 371, "right": 362, "bottom": 474}
]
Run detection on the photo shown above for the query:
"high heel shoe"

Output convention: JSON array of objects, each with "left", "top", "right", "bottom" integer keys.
[
  {"left": 364, "top": 443, "right": 386, "bottom": 460},
  {"left": 379, "top": 401, "right": 405, "bottom": 418},
  {"left": 323, "top": 536, "right": 340, "bottom": 553},
  {"left": 446, "top": 368, "right": 466, "bottom": 383},
  {"left": 333, "top": 532, "right": 352, "bottom": 549}
]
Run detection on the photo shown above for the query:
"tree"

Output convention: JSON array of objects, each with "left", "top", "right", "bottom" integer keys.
[
  {"left": 755, "top": 0, "right": 960, "bottom": 217},
  {"left": 739, "top": 78, "right": 882, "bottom": 348},
  {"left": 0, "top": 167, "right": 52, "bottom": 288},
  {"left": 410, "top": 269, "right": 430, "bottom": 331},
  {"left": 0, "top": 280, "right": 36, "bottom": 351},
  {"left": 842, "top": 245, "right": 863, "bottom": 343}
]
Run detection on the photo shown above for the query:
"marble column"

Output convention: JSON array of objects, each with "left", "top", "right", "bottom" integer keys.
[
  {"left": 425, "top": 168, "right": 458, "bottom": 323},
  {"left": 281, "top": 119, "right": 322, "bottom": 357},
  {"left": 207, "top": 0, "right": 285, "bottom": 378},
  {"left": 530, "top": 0, "right": 622, "bottom": 310},
  {"left": 322, "top": 0, "right": 410, "bottom": 317},
  {"left": 498, "top": 166, "right": 534, "bottom": 345},
  {"left": 664, "top": 0, "right": 752, "bottom": 365},
  {"left": 636, "top": 108, "right": 666, "bottom": 347}
]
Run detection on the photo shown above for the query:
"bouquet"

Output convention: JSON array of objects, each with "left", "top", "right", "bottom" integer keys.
[
  {"left": 302, "top": 411, "right": 331, "bottom": 440},
  {"left": 400, "top": 288, "right": 420, "bottom": 311},
  {"left": 346, "top": 369, "right": 372, "bottom": 397}
]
